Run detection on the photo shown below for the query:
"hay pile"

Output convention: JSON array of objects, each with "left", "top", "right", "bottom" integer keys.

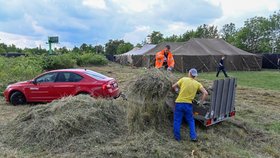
[
  {"left": 126, "top": 69, "right": 177, "bottom": 132},
  {"left": 127, "top": 68, "right": 177, "bottom": 104},
  {"left": 1, "top": 95, "right": 126, "bottom": 152}
]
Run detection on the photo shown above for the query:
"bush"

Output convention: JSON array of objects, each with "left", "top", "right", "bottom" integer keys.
[
  {"left": 42, "top": 54, "right": 76, "bottom": 70},
  {"left": 77, "top": 54, "right": 108, "bottom": 66},
  {"left": 0, "top": 56, "right": 43, "bottom": 92}
]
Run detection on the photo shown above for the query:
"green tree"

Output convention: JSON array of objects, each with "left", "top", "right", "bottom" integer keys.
[
  {"left": 0, "top": 43, "right": 7, "bottom": 54},
  {"left": 105, "top": 39, "right": 125, "bottom": 56},
  {"left": 195, "top": 24, "right": 219, "bottom": 38},
  {"left": 234, "top": 27, "right": 250, "bottom": 52},
  {"left": 236, "top": 16, "right": 271, "bottom": 53},
  {"left": 72, "top": 46, "right": 80, "bottom": 53},
  {"left": 22, "top": 47, "right": 48, "bottom": 55},
  {"left": 164, "top": 34, "right": 180, "bottom": 42},
  {"left": 6, "top": 44, "right": 21, "bottom": 52},
  {"left": 0, "top": 47, "right": 5, "bottom": 54},
  {"left": 149, "top": 31, "right": 164, "bottom": 44},
  {"left": 80, "top": 43, "right": 89, "bottom": 53},
  {"left": 94, "top": 45, "right": 105, "bottom": 54},
  {"left": 57, "top": 47, "right": 69, "bottom": 54},
  {"left": 116, "top": 42, "right": 133, "bottom": 54},
  {"left": 181, "top": 30, "right": 196, "bottom": 41},
  {"left": 269, "top": 11, "right": 280, "bottom": 53},
  {"left": 221, "top": 23, "right": 237, "bottom": 44}
]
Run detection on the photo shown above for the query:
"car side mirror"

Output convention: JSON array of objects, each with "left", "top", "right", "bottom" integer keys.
[{"left": 31, "top": 80, "right": 37, "bottom": 85}]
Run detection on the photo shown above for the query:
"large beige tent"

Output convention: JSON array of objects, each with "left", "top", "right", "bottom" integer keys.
[{"left": 141, "top": 38, "right": 262, "bottom": 72}]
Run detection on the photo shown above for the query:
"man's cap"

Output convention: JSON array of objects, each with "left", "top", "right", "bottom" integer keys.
[
  {"left": 189, "top": 68, "right": 198, "bottom": 77},
  {"left": 165, "top": 45, "right": 170, "bottom": 50}
]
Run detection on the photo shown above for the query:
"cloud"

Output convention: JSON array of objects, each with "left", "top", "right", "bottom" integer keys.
[
  {"left": 0, "top": 31, "right": 45, "bottom": 48},
  {"left": 111, "top": 0, "right": 160, "bottom": 13},
  {"left": 24, "top": 14, "right": 49, "bottom": 36},
  {"left": 165, "top": 22, "right": 195, "bottom": 36},
  {"left": 123, "top": 26, "right": 151, "bottom": 44},
  {"left": 207, "top": 0, "right": 280, "bottom": 27},
  {"left": 0, "top": 0, "right": 278, "bottom": 48},
  {"left": 82, "top": 0, "right": 107, "bottom": 10},
  {"left": 0, "top": 0, "right": 222, "bottom": 47}
]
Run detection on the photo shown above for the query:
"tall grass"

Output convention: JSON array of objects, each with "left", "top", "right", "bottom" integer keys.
[{"left": 198, "top": 70, "right": 280, "bottom": 91}]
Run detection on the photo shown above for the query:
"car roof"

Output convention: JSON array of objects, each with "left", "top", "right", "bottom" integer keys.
[
  {"left": 45, "top": 69, "right": 110, "bottom": 79},
  {"left": 47, "top": 69, "right": 89, "bottom": 73}
]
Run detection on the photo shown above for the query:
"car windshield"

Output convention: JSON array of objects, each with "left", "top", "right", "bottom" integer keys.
[{"left": 84, "top": 70, "right": 108, "bottom": 80}]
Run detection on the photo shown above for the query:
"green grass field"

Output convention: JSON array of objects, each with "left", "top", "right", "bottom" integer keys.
[{"left": 198, "top": 70, "right": 280, "bottom": 91}]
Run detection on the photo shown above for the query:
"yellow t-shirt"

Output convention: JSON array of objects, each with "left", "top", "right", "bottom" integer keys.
[{"left": 175, "top": 77, "right": 203, "bottom": 103}]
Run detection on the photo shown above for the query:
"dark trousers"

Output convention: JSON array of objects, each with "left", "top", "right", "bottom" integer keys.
[{"left": 216, "top": 68, "right": 228, "bottom": 77}]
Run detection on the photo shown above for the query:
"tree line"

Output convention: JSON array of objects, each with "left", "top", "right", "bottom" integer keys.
[
  {"left": 0, "top": 10, "right": 279, "bottom": 56},
  {"left": 149, "top": 11, "right": 280, "bottom": 54}
]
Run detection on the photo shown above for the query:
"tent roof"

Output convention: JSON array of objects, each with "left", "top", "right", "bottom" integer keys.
[
  {"left": 145, "top": 42, "right": 185, "bottom": 55},
  {"left": 119, "top": 44, "right": 156, "bottom": 56},
  {"left": 173, "top": 38, "right": 255, "bottom": 55},
  {"left": 119, "top": 47, "right": 140, "bottom": 56},
  {"left": 145, "top": 38, "right": 256, "bottom": 56}
]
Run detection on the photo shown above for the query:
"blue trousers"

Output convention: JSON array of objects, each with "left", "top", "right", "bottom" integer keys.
[{"left": 173, "top": 103, "right": 197, "bottom": 140}]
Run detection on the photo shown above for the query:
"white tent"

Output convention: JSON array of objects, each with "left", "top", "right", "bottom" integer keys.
[{"left": 115, "top": 44, "right": 156, "bottom": 64}]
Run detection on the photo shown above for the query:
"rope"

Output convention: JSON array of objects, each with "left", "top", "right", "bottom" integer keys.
[
  {"left": 196, "top": 56, "right": 210, "bottom": 72},
  {"left": 241, "top": 56, "right": 250, "bottom": 71},
  {"left": 253, "top": 55, "right": 262, "bottom": 70},
  {"left": 230, "top": 61, "right": 238, "bottom": 71},
  {"left": 262, "top": 54, "right": 279, "bottom": 68}
]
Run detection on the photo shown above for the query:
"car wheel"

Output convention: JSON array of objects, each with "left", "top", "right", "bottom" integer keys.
[
  {"left": 76, "top": 92, "right": 90, "bottom": 96},
  {"left": 10, "top": 91, "right": 26, "bottom": 106}
]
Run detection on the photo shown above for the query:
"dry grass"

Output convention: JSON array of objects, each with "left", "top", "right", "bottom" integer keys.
[
  {"left": 0, "top": 95, "right": 126, "bottom": 153},
  {"left": 0, "top": 62, "right": 279, "bottom": 158},
  {"left": 126, "top": 69, "right": 176, "bottom": 132}
]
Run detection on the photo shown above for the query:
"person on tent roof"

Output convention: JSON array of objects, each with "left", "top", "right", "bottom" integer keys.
[{"left": 155, "top": 45, "right": 175, "bottom": 71}]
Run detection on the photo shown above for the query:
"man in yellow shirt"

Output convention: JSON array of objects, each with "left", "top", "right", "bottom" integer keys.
[{"left": 172, "top": 68, "right": 208, "bottom": 142}]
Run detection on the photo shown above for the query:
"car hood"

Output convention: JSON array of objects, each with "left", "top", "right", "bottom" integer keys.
[{"left": 9, "top": 81, "right": 30, "bottom": 86}]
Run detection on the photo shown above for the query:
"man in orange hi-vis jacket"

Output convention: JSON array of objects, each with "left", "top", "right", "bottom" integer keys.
[{"left": 155, "top": 45, "right": 175, "bottom": 71}]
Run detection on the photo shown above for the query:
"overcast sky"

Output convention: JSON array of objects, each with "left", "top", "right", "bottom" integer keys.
[{"left": 0, "top": 0, "right": 279, "bottom": 49}]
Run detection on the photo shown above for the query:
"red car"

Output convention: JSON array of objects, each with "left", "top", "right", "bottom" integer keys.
[{"left": 3, "top": 69, "right": 120, "bottom": 105}]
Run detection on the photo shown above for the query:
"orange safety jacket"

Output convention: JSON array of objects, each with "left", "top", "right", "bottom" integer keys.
[{"left": 155, "top": 50, "right": 175, "bottom": 68}]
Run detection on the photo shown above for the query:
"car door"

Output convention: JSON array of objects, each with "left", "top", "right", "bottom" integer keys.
[
  {"left": 52, "top": 72, "right": 83, "bottom": 98},
  {"left": 26, "top": 72, "right": 58, "bottom": 102}
]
